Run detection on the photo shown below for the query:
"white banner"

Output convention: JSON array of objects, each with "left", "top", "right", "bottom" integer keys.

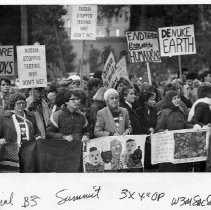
[
  {"left": 83, "top": 135, "right": 146, "bottom": 172},
  {"left": 16, "top": 45, "right": 47, "bottom": 89},
  {"left": 158, "top": 24, "right": 196, "bottom": 57},
  {"left": 101, "top": 52, "right": 116, "bottom": 87},
  {"left": 0, "top": 46, "right": 14, "bottom": 76},
  {"left": 70, "top": 5, "right": 97, "bottom": 40},
  {"left": 151, "top": 128, "right": 210, "bottom": 164},
  {"left": 126, "top": 31, "right": 161, "bottom": 63}
]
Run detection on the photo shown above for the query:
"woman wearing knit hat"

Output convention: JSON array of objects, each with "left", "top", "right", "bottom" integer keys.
[
  {"left": 156, "top": 91, "right": 193, "bottom": 172},
  {"left": 94, "top": 88, "right": 132, "bottom": 137}
]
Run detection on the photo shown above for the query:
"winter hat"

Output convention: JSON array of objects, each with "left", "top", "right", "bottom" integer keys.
[{"left": 104, "top": 88, "right": 119, "bottom": 102}]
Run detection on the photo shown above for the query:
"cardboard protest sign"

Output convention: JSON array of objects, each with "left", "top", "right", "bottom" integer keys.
[
  {"left": 0, "top": 46, "right": 14, "bottom": 76},
  {"left": 109, "top": 56, "right": 129, "bottom": 88},
  {"left": 158, "top": 24, "right": 196, "bottom": 57},
  {"left": 83, "top": 135, "right": 146, "bottom": 172},
  {"left": 151, "top": 128, "right": 210, "bottom": 165},
  {"left": 101, "top": 52, "right": 116, "bottom": 87},
  {"left": 126, "top": 31, "right": 161, "bottom": 63},
  {"left": 16, "top": 45, "right": 47, "bottom": 89},
  {"left": 70, "top": 5, "right": 97, "bottom": 40}
]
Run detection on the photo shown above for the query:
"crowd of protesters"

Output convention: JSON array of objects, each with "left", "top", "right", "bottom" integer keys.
[{"left": 0, "top": 69, "right": 211, "bottom": 172}]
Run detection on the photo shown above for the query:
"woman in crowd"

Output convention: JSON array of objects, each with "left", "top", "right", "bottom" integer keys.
[
  {"left": 189, "top": 83, "right": 211, "bottom": 127},
  {"left": 156, "top": 91, "right": 192, "bottom": 172},
  {"left": 0, "top": 93, "right": 40, "bottom": 172},
  {"left": 94, "top": 88, "right": 132, "bottom": 137},
  {"left": 135, "top": 92, "right": 158, "bottom": 171},
  {"left": 188, "top": 83, "right": 211, "bottom": 172},
  {"left": 119, "top": 86, "right": 143, "bottom": 134}
]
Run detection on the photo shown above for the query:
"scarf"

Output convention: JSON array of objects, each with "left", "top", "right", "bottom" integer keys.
[
  {"left": 188, "top": 97, "right": 211, "bottom": 122},
  {"left": 12, "top": 113, "right": 30, "bottom": 146}
]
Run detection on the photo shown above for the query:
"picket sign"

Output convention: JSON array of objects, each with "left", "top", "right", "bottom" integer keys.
[
  {"left": 158, "top": 24, "right": 196, "bottom": 82},
  {"left": 0, "top": 46, "right": 14, "bottom": 76},
  {"left": 101, "top": 52, "right": 116, "bottom": 87},
  {"left": 70, "top": 5, "right": 97, "bottom": 87},
  {"left": 126, "top": 31, "right": 161, "bottom": 85},
  {"left": 16, "top": 45, "right": 47, "bottom": 89}
]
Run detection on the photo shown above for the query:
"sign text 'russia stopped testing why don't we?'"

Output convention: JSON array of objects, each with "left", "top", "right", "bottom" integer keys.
[
  {"left": 70, "top": 5, "right": 97, "bottom": 40},
  {"left": 126, "top": 31, "right": 161, "bottom": 63},
  {"left": 17, "top": 45, "right": 47, "bottom": 89},
  {"left": 158, "top": 24, "right": 196, "bottom": 57},
  {"left": 0, "top": 46, "right": 14, "bottom": 76}
]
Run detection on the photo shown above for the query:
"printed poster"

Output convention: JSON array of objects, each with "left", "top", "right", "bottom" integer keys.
[
  {"left": 151, "top": 128, "right": 210, "bottom": 164},
  {"left": 126, "top": 31, "right": 161, "bottom": 63},
  {"left": 158, "top": 24, "right": 196, "bottom": 57},
  {"left": 83, "top": 135, "right": 146, "bottom": 172}
]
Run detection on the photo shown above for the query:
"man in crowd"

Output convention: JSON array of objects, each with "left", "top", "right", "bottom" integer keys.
[
  {"left": 0, "top": 77, "right": 11, "bottom": 113},
  {"left": 26, "top": 87, "right": 50, "bottom": 138}
]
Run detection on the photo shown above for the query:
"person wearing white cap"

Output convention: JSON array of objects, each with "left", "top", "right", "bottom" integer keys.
[{"left": 94, "top": 88, "right": 132, "bottom": 137}]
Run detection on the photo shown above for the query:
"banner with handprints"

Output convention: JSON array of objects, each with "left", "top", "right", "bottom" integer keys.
[
  {"left": 151, "top": 128, "right": 210, "bottom": 164},
  {"left": 83, "top": 135, "right": 146, "bottom": 172}
]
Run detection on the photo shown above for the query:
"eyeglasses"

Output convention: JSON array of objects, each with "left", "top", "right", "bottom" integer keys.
[
  {"left": 15, "top": 102, "right": 26, "bottom": 106},
  {"left": 1, "top": 83, "right": 10, "bottom": 86},
  {"left": 69, "top": 98, "right": 80, "bottom": 102}
]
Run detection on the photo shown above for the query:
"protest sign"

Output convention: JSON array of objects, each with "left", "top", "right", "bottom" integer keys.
[
  {"left": 83, "top": 135, "right": 146, "bottom": 172},
  {"left": 151, "top": 128, "right": 210, "bottom": 165},
  {"left": 126, "top": 31, "right": 161, "bottom": 63},
  {"left": 16, "top": 45, "right": 47, "bottom": 89},
  {"left": 0, "top": 46, "right": 14, "bottom": 76},
  {"left": 158, "top": 24, "right": 196, "bottom": 57},
  {"left": 70, "top": 5, "right": 97, "bottom": 40},
  {"left": 109, "top": 56, "right": 129, "bottom": 88},
  {"left": 101, "top": 52, "right": 116, "bottom": 87}
]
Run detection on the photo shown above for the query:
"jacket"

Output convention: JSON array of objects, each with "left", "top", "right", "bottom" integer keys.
[
  {"left": 0, "top": 111, "right": 40, "bottom": 172},
  {"left": 120, "top": 101, "right": 144, "bottom": 134},
  {"left": 94, "top": 106, "right": 132, "bottom": 137},
  {"left": 46, "top": 108, "right": 89, "bottom": 141},
  {"left": 156, "top": 108, "right": 192, "bottom": 132}
]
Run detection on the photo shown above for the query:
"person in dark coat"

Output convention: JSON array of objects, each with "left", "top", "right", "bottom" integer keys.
[
  {"left": 0, "top": 93, "right": 41, "bottom": 172},
  {"left": 135, "top": 92, "right": 158, "bottom": 171},
  {"left": 156, "top": 91, "right": 193, "bottom": 172},
  {"left": 188, "top": 84, "right": 211, "bottom": 172},
  {"left": 119, "top": 87, "right": 143, "bottom": 135}
]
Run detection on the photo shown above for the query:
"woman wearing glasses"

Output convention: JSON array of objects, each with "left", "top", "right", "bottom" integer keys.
[
  {"left": 0, "top": 93, "right": 40, "bottom": 172},
  {"left": 94, "top": 88, "right": 132, "bottom": 137}
]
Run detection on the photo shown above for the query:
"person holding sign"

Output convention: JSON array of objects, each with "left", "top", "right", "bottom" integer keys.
[
  {"left": 156, "top": 91, "right": 193, "bottom": 172},
  {"left": 0, "top": 93, "right": 41, "bottom": 172},
  {"left": 94, "top": 88, "right": 132, "bottom": 137}
]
